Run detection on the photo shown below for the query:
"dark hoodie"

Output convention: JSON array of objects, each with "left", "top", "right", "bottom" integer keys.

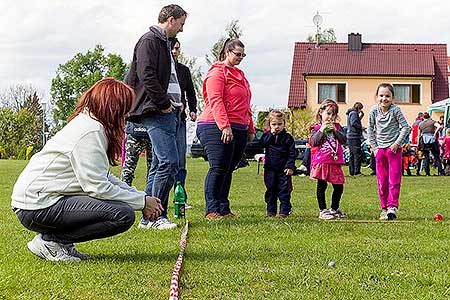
[
  {"left": 346, "top": 108, "right": 363, "bottom": 139},
  {"left": 260, "top": 129, "right": 296, "bottom": 171},
  {"left": 126, "top": 26, "right": 173, "bottom": 122}
]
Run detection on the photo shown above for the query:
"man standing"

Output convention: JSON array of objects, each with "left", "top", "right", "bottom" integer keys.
[
  {"left": 126, "top": 4, "right": 187, "bottom": 229},
  {"left": 418, "top": 112, "right": 444, "bottom": 176},
  {"left": 346, "top": 102, "right": 364, "bottom": 176},
  {"left": 170, "top": 38, "right": 197, "bottom": 208}
]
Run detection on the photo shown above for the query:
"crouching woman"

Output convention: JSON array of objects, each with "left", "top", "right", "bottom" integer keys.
[{"left": 11, "top": 78, "right": 162, "bottom": 262}]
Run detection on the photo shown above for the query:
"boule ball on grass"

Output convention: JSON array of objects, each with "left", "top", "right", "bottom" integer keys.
[{"left": 328, "top": 261, "right": 336, "bottom": 268}]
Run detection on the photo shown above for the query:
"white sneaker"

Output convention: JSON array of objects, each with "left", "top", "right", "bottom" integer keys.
[
  {"left": 61, "top": 244, "right": 90, "bottom": 260},
  {"left": 137, "top": 218, "right": 149, "bottom": 229},
  {"left": 379, "top": 209, "right": 388, "bottom": 220},
  {"left": 319, "top": 209, "right": 335, "bottom": 220},
  {"left": 387, "top": 207, "right": 398, "bottom": 220},
  {"left": 144, "top": 217, "right": 177, "bottom": 230},
  {"left": 27, "top": 234, "right": 80, "bottom": 262},
  {"left": 185, "top": 202, "right": 193, "bottom": 209},
  {"left": 299, "top": 165, "right": 308, "bottom": 172}
]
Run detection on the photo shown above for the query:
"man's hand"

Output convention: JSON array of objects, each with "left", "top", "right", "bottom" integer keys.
[
  {"left": 285, "top": 168, "right": 294, "bottom": 176},
  {"left": 248, "top": 133, "right": 255, "bottom": 142},
  {"left": 142, "top": 196, "right": 163, "bottom": 221},
  {"left": 190, "top": 111, "right": 197, "bottom": 121}
]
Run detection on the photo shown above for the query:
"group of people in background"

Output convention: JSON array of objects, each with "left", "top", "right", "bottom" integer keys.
[{"left": 9, "top": 3, "right": 450, "bottom": 262}]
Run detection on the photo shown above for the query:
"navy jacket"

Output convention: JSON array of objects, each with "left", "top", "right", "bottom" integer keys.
[
  {"left": 175, "top": 61, "right": 197, "bottom": 120},
  {"left": 260, "top": 129, "right": 296, "bottom": 171},
  {"left": 346, "top": 108, "right": 363, "bottom": 140}
]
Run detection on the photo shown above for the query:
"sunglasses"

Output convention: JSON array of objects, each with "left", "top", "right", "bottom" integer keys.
[{"left": 230, "top": 50, "right": 246, "bottom": 58}]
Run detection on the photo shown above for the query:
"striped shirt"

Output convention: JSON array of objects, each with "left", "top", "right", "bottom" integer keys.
[
  {"left": 168, "top": 45, "right": 181, "bottom": 106},
  {"left": 367, "top": 104, "right": 410, "bottom": 151}
]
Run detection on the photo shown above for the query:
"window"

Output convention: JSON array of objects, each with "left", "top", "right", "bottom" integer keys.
[
  {"left": 318, "top": 83, "right": 346, "bottom": 103},
  {"left": 393, "top": 84, "right": 420, "bottom": 104}
]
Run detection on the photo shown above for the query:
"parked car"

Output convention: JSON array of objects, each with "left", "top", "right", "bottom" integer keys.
[
  {"left": 191, "top": 128, "right": 309, "bottom": 161},
  {"left": 190, "top": 128, "right": 265, "bottom": 161}
]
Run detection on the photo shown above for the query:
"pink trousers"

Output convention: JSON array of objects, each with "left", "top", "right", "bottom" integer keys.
[{"left": 375, "top": 147, "right": 402, "bottom": 209}]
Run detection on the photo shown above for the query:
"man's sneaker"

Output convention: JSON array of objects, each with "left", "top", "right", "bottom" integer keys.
[
  {"left": 330, "top": 209, "right": 347, "bottom": 218},
  {"left": 379, "top": 209, "right": 388, "bottom": 220},
  {"left": 61, "top": 244, "right": 90, "bottom": 260},
  {"left": 145, "top": 217, "right": 177, "bottom": 230},
  {"left": 27, "top": 234, "right": 80, "bottom": 262},
  {"left": 319, "top": 209, "right": 335, "bottom": 220},
  {"left": 386, "top": 207, "right": 398, "bottom": 220}
]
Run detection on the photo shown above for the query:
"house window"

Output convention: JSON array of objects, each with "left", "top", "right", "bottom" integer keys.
[
  {"left": 393, "top": 84, "right": 420, "bottom": 104},
  {"left": 318, "top": 83, "right": 346, "bottom": 103}
]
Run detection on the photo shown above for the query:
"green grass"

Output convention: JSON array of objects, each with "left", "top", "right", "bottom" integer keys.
[{"left": 1, "top": 158, "right": 450, "bottom": 299}]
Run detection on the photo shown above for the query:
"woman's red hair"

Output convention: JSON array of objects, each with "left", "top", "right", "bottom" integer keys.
[{"left": 68, "top": 78, "right": 135, "bottom": 166}]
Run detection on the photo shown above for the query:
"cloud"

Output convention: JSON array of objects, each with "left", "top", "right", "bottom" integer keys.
[{"left": 1, "top": 0, "right": 449, "bottom": 108}]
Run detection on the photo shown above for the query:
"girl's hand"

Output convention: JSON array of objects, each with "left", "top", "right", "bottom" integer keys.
[
  {"left": 390, "top": 143, "right": 399, "bottom": 154},
  {"left": 285, "top": 168, "right": 294, "bottom": 176},
  {"left": 319, "top": 123, "right": 328, "bottom": 132},
  {"left": 221, "top": 127, "right": 234, "bottom": 144},
  {"left": 373, "top": 149, "right": 379, "bottom": 157}
]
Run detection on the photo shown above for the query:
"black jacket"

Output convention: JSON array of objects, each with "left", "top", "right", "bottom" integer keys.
[
  {"left": 260, "top": 129, "right": 296, "bottom": 171},
  {"left": 346, "top": 108, "right": 363, "bottom": 140},
  {"left": 175, "top": 61, "right": 197, "bottom": 120},
  {"left": 126, "top": 26, "right": 172, "bottom": 122}
]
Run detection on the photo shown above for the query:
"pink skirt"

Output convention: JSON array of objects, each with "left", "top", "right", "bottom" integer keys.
[{"left": 310, "top": 163, "right": 345, "bottom": 184}]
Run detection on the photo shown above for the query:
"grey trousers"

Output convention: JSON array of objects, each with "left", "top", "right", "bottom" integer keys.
[{"left": 15, "top": 195, "right": 135, "bottom": 244}]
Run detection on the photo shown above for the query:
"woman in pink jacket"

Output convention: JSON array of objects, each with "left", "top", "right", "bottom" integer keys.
[{"left": 196, "top": 38, "right": 255, "bottom": 219}]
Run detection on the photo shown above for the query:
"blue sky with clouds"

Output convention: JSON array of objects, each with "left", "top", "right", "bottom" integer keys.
[{"left": 1, "top": 0, "right": 449, "bottom": 110}]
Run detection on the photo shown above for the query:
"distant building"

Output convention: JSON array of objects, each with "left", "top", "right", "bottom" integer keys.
[{"left": 288, "top": 33, "right": 449, "bottom": 124}]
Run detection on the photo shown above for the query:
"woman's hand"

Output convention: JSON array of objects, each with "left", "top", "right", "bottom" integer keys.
[
  {"left": 248, "top": 133, "right": 255, "bottom": 142},
  {"left": 142, "top": 196, "right": 163, "bottom": 221},
  {"left": 221, "top": 127, "right": 233, "bottom": 144}
]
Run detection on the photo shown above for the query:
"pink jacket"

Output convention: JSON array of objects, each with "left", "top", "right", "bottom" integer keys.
[
  {"left": 310, "top": 123, "right": 345, "bottom": 165},
  {"left": 198, "top": 62, "right": 255, "bottom": 134}
]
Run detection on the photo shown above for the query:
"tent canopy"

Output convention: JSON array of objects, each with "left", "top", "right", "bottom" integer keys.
[{"left": 428, "top": 98, "right": 450, "bottom": 114}]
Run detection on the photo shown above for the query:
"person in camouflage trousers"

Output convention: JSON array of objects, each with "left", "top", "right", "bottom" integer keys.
[{"left": 121, "top": 121, "right": 152, "bottom": 186}]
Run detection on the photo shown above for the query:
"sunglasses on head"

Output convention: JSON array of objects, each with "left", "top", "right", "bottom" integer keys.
[{"left": 231, "top": 50, "right": 246, "bottom": 58}]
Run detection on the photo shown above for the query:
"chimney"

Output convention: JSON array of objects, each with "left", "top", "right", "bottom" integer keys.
[{"left": 348, "top": 33, "right": 362, "bottom": 51}]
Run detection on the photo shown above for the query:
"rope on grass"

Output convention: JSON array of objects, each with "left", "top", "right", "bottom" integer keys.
[{"left": 169, "top": 220, "right": 189, "bottom": 300}]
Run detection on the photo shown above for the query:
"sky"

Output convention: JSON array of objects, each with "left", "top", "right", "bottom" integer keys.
[{"left": 1, "top": 0, "right": 450, "bottom": 111}]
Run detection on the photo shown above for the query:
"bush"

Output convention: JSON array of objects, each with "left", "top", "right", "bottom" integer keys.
[
  {"left": 26, "top": 146, "right": 34, "bottom": 160},
  {"left": 0, "top": 146, "right": 7, "bottom": 159},
  {"left": 17, "top": 148, "right": 26, "bottom": 160}
]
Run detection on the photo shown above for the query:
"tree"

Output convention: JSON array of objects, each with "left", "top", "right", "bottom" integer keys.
[
  {"left": 307, "top": 28, "right": 337, "bottom": 43},
  {"left": 205, "top": 20, "right": 242, "bottom": 66},
  {"left": 0, "top": 107, "right": 41, "bottom": 158},
  {"left": 0, "top": 83, "right": 43, "bottom": 112},
  {"left": 50, "top": 45, "right": 127, "bottom": 126}
]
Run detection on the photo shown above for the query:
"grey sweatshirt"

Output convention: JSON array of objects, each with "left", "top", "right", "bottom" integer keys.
[{"left": 367, "top": 104, "right": 410, "bottom": 151}]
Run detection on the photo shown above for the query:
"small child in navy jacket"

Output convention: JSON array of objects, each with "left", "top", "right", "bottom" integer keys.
[{"left": 260, "top": 110, "right": 296, "bottom": 218}]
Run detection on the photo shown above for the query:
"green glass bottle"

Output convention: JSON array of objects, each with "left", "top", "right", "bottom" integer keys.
[{"left": 174, "top": 181, "right": 186, "bottom": 218}]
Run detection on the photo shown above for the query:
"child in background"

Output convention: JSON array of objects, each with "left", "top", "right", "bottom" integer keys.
[
  {"left": 310, "top": 99, "right": 347, "bottom": 220},
  {"left": 441, "top": 128, "right": 450, "bottom": 175},
  {"left": 367, "top": 83, "right": 410, "bottom": 220},
  {"left": 260, "top": 110, "right": 296, "bottom": 218}
]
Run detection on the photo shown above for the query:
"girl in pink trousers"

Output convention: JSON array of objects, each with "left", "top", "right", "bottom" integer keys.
[{"left": 367, "top": 83, "right": 410, "bottom": 220}]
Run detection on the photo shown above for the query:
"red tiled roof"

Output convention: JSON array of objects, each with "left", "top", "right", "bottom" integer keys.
[
  {"left": 288, "top": 42, "right": 449, "bottom": 107},
  {"left": 304, "top": 52, "right": 434, "bottom": 76}
]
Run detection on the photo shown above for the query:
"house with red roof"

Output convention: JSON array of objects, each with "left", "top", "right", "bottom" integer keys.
[{"left": 288, "top": 33, "right": 449, "bottom": 124}]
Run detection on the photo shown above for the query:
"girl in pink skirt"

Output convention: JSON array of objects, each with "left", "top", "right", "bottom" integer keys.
[{"left": 310, "top": 99, "right": 347, "bottom": 220}]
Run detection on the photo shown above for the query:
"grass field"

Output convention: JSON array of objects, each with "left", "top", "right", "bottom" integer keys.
[{"left": 1, "top": 158, "right": 450, "bottom": 299}]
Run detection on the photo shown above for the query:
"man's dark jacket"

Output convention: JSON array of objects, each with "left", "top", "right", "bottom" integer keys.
[
  {"left": 175, "top": 61, "right": 197, "bottom": 120},
  {"left": 126, "top": 26, "right": 172, "bottom": 122}
]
